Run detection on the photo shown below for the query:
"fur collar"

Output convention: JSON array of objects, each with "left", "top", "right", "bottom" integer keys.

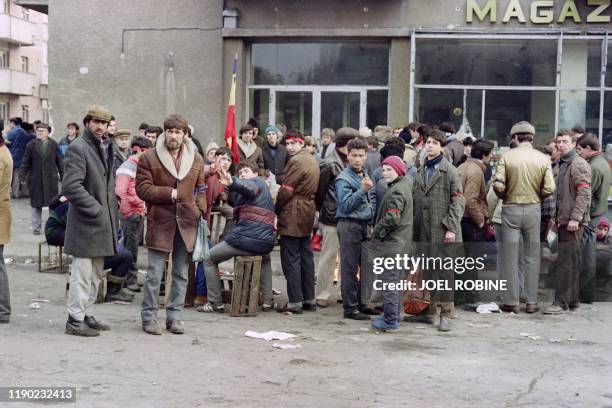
[{"left": 155, "top": 134, "right": 195, "bottom": 180}]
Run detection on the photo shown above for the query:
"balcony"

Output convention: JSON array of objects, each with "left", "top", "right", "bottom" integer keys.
[
  {"left": 0, "top": 68, "right": 37, "bottom": 96},
  {"left": 0, "top": 13, "right": 36, "bottom": 46},
  {"left": 14, "top": 0, "right": 48, "bottom": 15}
]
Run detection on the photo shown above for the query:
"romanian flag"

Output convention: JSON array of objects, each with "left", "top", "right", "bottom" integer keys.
[{"left": 224, "top": 53, "right": 239, "bottom": 163}]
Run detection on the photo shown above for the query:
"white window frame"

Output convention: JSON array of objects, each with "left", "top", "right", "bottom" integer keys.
[
  {"left": 21, "top": 56, "right": 28, "bottom": 73},
  {"left": 0, "top": 103, "right": 7, "bottom": 123},
  {"left": 21, "top": 105, "right": 29, "bottom": 122},
  {"left": 247, "top": 85, "right": 388, "bottom": 139},
  {"left": 21, "top": 7, "right": 29, "bottom": 21},
  {"left": 0, "top": 50, "right": 8, "bottom": 68},
  {"left": 410, "top": 32, "right": 611, "bottom": 146}
]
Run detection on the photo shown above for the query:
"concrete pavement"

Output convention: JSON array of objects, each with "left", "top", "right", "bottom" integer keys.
[{"left": 1, "top": 200, "right": 612, "bottom": 407}]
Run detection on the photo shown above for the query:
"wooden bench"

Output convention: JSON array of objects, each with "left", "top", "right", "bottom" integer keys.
[{"left": 229, "top": 256, "right": 262, "bottom": 317}]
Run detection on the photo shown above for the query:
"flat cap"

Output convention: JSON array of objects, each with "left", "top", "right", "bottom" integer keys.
[
  {"left": 114, "top": 129, "right": 131, "bottom": 138},
  {"left": 510, "top": 121, "right": 535, "bottom": 136},
  {"left": 35, "top": 122, "right": 50, "bottom": 131},
  {"left": 86, "top": 105, "right": 112, "bottom": 122}
]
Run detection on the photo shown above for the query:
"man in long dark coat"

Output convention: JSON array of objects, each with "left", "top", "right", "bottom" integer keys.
[
  {"left": 62, "top": 106, "right": 118, "bottom": 337},
  {"left": 19, "top": 122, "right": 63, "bottom": 235}
]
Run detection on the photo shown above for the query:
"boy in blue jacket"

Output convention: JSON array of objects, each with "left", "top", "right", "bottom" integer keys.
[{"left": 335, "top": 138, "right": 379, "bottom": 320}]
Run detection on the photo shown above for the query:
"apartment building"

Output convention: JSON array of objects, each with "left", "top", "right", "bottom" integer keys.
[{"left": 0, "top": 0, "right": 48, "bottom": 127}]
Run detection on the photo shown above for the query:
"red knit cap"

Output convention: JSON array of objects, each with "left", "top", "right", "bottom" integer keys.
[
  {"left": 284, "top": 129, "right": 304, "bottom": 143},
  {"left": 381, "top": 156, "right": 406, "bottom": 176}
]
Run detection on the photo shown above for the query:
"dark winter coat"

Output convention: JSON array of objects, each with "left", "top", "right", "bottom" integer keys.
[
  {"left": 136, "top": 134, "right": 207, "bottom": 253},
  {"left": 556, "top": 149, "right": 591, "bottom": 227},
  {"left": 62, "top": 129, "right": 118, "bottom": 258},
  {"left": 365, "top": 148, "right": 381, "bottom": 178},
  {"left": 372, "top": 176, "right": 413, "bottom": 243},
  {"left": 276, "top": 148, "right": 320, "bottom": 237},
  {"left": 262, "top": 142, "right": 289, "bottom": 184},
  {"left": 372, "top": 161, "right": 416, "bottom": 222},
  {"left": 224, "top": 176, "right": 276, "bottom": 254},
  {"left": 413, "top": 156, "right": 465, "bottom": 243},
  {"left": 19, "top": 138, "right": 63, "bottom": 208},
  {"left": 6, "top": 125, "right": 35, "bottom": 168}
]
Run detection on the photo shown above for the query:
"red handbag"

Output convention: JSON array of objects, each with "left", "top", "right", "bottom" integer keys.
[{"left": 403, "top": 268, "right": 430, "bottom": 315}]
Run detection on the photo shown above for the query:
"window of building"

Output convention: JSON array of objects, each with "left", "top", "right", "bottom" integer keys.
[
  {"left": 21, "top": 105, "right": 29, "bottom": 122},
  {"left": 21, "top": 56, "right": 29, "bottom": 72},
  {"left": 0, "top": 50, "right": 8, "bottom": 68},
  {"left": 249, "top": 42, "right": 390, "bottom": 138},
  {"left": 252, "top": 43, "right": 389, "bottom": 86},
  {"left": 1, "top": 0, "right": 9, "bottom": 14},
  {"left": 604, "top": 92, "right": 612, "bottom": 148},
  {"left": 415, "top": 38, "right": 557, "bottom": 87},
  {"left": 0, "top": 103, "right": 7, "bottom": 123},
  {"left": 413, "top": 35, "right": 610, "bottom": 146},
  {"left": 21, "top": 7, "right": 29, "bottom": 21}
]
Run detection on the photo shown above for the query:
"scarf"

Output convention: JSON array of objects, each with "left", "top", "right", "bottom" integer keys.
[{"left": 424, "top": 153, "right": 443, "bottom": 185}]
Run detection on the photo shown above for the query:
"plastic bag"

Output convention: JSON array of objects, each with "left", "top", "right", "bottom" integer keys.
[{"left": 192, "top": 217, "right": 210, "bottom": 262}]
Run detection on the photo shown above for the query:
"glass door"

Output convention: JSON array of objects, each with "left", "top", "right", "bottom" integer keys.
[
  {"left": 320, "top": 92, "right": 360, "bottom": 130},
  {"left": 275, "top": 91, "right": 313, "bottom": 136}
]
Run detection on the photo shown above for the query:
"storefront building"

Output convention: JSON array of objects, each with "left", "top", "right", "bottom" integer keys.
[{"left": 48, "top": 0, "right": 611, "bottom": 147}]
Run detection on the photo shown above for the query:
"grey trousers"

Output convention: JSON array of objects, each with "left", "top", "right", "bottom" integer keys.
[
  {"left": 337, "top": 219, "right": 371, "bottom": 314},
  {"left": 203, "top": 240, "right": 272, "bottom": 306},
  {"left": 0, "top": 245, "right": 10, "bottom": 322},
  {"left": 66, "top": 257, "right": 105, "bottom": 321},
  {"left": 501, "top": 204, "right": 541, "bottom": 305},
  {"left": 141, "top": 230, "right": 189, "bottom": 322},
  {"left": 494, "top": 223, "right": 526, "bottom": 300},
  {"left": 315, "top": 223, "right": 341, "bottom": 302}
]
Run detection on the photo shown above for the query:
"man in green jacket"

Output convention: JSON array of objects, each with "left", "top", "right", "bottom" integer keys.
[
  {"left": 576, "top": 133, "right": 611, "bottom": 303},
  {"left": 371, "top": 156, "right": 413, "bottom": 331}
]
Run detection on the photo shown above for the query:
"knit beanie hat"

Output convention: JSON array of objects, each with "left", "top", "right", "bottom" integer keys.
[
  {"left": 205, "top": 142, "right": 219, "bottom": 155},
  {"left": 381, "top": 156, "right": 406, "bottom": 176},
  {"left": 335, "top": 127, "right": 359, "bottom": 148},
  {"left": 264, "top": 124, "right": 279, "bottom": 135},
  {"left": 599, "top": 218, "right": 610, "bottom": 229}
]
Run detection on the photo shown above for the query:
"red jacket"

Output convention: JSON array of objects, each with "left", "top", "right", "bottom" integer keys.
[{"left": 115, "top": 155, "right": 145, "bottom": 218}]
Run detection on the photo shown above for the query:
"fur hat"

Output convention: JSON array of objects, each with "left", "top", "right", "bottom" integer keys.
[{"left": 510, "top": 121, "right": 535, "bottom": 136}]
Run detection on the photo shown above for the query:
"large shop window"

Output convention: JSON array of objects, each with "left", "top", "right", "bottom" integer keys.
[
  {"left": 252, "top": 43, "right": 389, "bottom": 86},
  {"left": 249, "top": 42, "right": 390, "bottom": 138},
  {"left": 413, "top": 36, "right": 611, "bottom": 146},
  {"left": 415, "top": 38, "right": 557, "bottom": 87}
]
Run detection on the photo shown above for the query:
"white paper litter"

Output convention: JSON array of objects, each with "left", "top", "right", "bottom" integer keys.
[
  {"left": 32, "top": 299, "right": 50, "bottom": 303},
  {"left": 519, "top": 332, "right": 541, "bottom": 340},
  {"left": 29, "top": 302, "right": 41, "bottom": 309},
  {"left": 476, "top": 303, "right": 500, "bottom": 314},
  {"left": 272, "top": 343, "right": 302, "bottom": 350},
  {"left": 245, "top": 331, "right": 298, "bottom": 341}
]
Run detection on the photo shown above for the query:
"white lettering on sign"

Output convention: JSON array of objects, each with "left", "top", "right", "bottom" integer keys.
[{"left": 466, "top": 0, "right": 611, "bottom": 24}]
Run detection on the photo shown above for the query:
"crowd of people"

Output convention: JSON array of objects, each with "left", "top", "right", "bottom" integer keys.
[{"left": 0, "top": 109, "right": 611, "bottom": 337}]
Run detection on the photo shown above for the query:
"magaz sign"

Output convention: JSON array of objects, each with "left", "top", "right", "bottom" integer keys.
[{"left": 466, "top": 0, "right": 611, "bottom": 24}]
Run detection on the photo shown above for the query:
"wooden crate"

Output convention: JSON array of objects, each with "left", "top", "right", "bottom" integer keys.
[{"left": 230, "top": 256, "right": 262, "bottom": 317}]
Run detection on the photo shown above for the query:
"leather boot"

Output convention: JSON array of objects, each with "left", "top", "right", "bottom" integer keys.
[{"left": 65, "top": 315, "right": 99, "bottom": 337}]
